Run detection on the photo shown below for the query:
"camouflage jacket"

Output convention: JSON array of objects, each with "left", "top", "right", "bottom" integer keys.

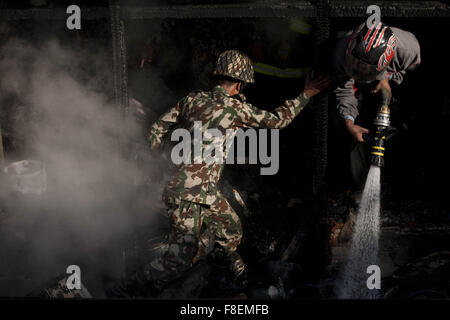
[{"left": 148, "top": 85, "right": 310, "bottom": 205}]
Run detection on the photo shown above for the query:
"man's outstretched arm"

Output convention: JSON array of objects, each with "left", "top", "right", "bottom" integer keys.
[{"left": 235, "top": 74, "right": 331, "bottom": 129}]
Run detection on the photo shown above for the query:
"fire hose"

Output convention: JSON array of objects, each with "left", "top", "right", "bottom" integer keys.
[{"left": 363, "top": 87, "right": 398, "bottom": 167}]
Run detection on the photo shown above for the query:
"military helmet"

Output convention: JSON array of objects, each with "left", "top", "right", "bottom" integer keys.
[
  {"left": 345, "top": 22, "right": 397, "bottom": 83},
  {"left": 212, "top": 50, "right": 255, "bottom": 84}
]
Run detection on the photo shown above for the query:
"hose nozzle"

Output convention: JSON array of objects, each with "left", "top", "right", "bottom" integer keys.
[{"left": 370, "top": 91, "right": 391, "bottom": 167}]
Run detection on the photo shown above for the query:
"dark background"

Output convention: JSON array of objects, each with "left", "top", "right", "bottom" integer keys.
[{"left": 0, "top": 0, "right": 449, "bottom": 298}]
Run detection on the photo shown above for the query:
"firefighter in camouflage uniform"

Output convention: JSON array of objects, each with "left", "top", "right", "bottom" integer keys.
[{"left": 107, "top": 50, "right": 330, "bottom": 297}]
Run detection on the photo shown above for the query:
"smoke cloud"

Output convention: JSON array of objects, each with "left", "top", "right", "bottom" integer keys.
[{"left": 0, "top": 39, "right": 169, "bottom": 297}]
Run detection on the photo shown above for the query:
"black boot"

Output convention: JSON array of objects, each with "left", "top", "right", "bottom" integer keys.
[
  {"left": 228, "top": 251, "right": 247, "bottom": 281},
  {"left": 105, "top": 270, "right": 155, "bottom": 298}
]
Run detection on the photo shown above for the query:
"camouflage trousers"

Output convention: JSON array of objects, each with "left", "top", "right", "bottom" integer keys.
[{"left": 143, "top": 191, "right": 242, "bottom": 287}]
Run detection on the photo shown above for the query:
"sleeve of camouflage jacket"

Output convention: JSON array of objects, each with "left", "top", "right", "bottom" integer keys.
[
  {"left": 148, "top": 100, "right": 183, "bottom": 149},
  {"left": 234, "top": 93, "right": 310, "bottom": 129}
]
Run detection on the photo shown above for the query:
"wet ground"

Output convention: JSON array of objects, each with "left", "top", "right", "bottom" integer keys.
[{"left": 0, "top": 158, "right": 450, "bottom": 299}]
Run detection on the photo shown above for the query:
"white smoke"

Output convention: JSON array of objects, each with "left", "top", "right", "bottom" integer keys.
[{"left": 0, "top": 39, "right": 168, "bottom": 297}]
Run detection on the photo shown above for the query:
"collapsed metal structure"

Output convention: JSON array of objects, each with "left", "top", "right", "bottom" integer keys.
[
  {"left": 1, "top": 0, "right": 449, "bottom": 195},
  {"left": 1, "top": 1, "right": 449, "bottom": 19}
]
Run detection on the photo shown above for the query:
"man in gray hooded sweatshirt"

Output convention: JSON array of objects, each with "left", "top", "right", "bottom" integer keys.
[{"left": 333, "top": 21, "right": 420, "bottom": 183}]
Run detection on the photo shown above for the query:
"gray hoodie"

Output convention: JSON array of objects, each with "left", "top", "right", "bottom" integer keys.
[{"left": 333, "top": 27, "right": 421, "bottom": 122}]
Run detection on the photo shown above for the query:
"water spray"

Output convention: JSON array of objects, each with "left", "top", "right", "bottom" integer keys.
[{"left": 339, "top": 88, "right": 394, "bottom": 299}]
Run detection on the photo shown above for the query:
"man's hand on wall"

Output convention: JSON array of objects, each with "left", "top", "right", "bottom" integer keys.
[{"left": 303, "top": 73, "right": 332, "bottom": 99}]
